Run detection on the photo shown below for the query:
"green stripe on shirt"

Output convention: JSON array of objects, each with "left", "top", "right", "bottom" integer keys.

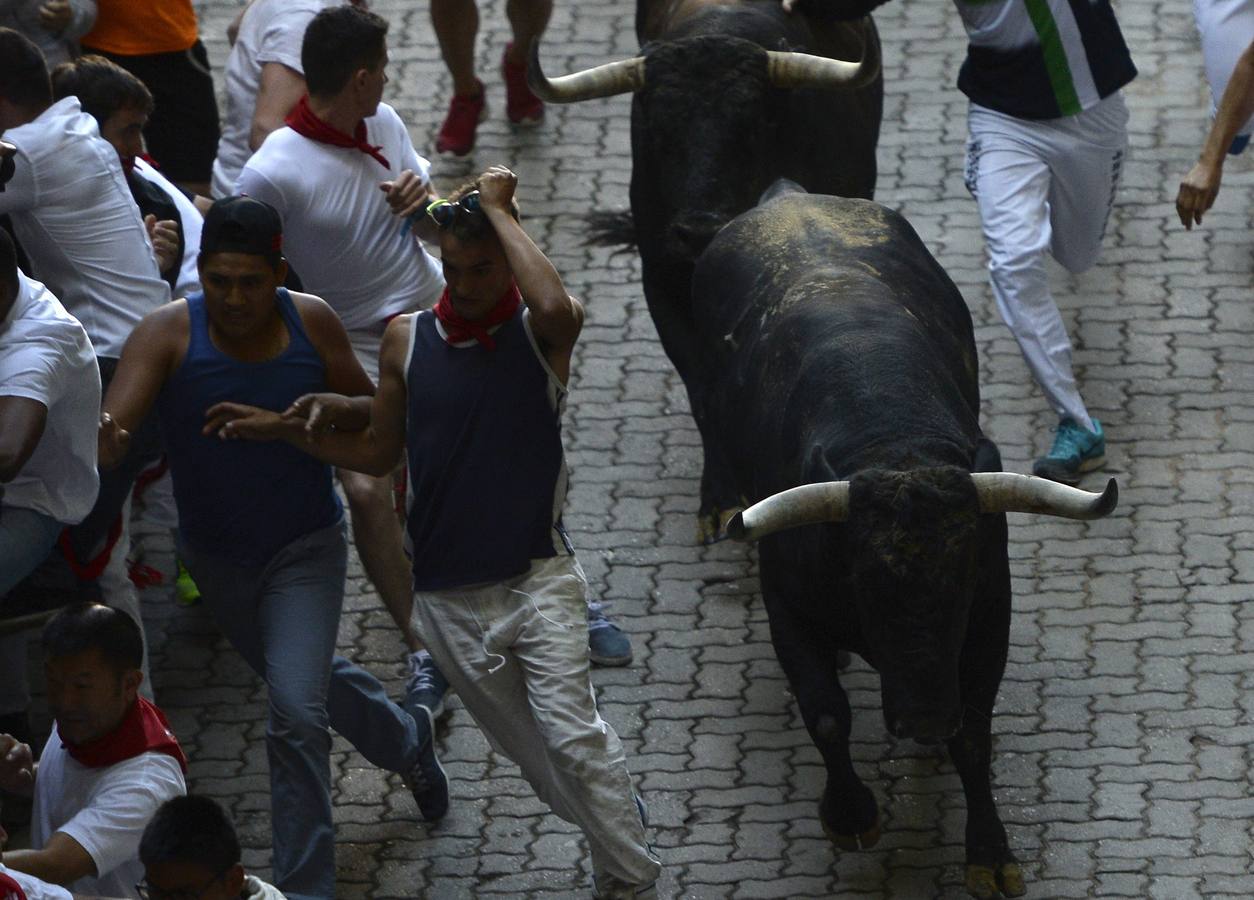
[{"left": 1024, "top": 0, "right": 1082, "bottom": 115}]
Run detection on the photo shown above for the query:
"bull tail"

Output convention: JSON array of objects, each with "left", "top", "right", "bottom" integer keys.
[{"left": 584, "top": 209, "right": 638, "bottom": 251}]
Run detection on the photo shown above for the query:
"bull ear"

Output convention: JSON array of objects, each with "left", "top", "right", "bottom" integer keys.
[
  {"left": 527, "top": 39, "right": 646, "bottom": 103},
  {"left": 971, "top": 473, "right": 1118, "bottom": 520},
  {"left": 727, "top": 481, "right": 850, "bottom": 542}
]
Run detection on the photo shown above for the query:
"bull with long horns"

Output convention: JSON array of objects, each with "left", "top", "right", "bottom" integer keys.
[
  {"left": 698, "top": 184, "right": 1114, "bottom": 897},
  {"left": 530, "top": 0, "right": 884, "bottom": 541}
]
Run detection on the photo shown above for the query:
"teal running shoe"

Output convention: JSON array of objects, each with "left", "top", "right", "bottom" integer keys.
[{"left": 1032, "top": 418, "right": 1105, "bottom": 485}]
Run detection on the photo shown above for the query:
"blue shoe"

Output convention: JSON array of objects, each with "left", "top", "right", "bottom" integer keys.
[
  {"left": 405, "top": 650, "right": 450, "bottom": 720},
  {"left": 587, "top": 602, "right": 633, "bottom": 667},
  {"left": 1032, "top": 418, "right": 1105, "bottom": 485},
  {"left": 404, "top": 705, "right": 449, "bottom": 822}
]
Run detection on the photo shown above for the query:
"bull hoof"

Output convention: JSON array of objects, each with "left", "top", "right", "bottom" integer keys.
[
  {"left": 965, "top": 862, "right": 1025, "bottom": 899},
  {"left": 822, "top": 818, "right": 880, "bottom": 851}
]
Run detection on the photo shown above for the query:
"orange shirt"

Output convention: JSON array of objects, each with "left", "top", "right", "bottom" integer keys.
[{"left": 82, "top": 0, "right": 198, "bottom": 56}]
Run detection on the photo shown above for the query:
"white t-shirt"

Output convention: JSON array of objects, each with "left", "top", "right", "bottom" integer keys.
[
  {"left": 0, "top": 273, "right": 101, "bottom": 525},
  {"left": 211, "top": 0, "right": 343, "bottom": 199},
  {"left": 0, "top": 863, "right": 73, "bottom": 900},
  {"left": 0, "top": 98, "right": 171, "bottom": 358},
  {"left": 32, "top": 725, "right": 187, "bottom": 900},
  {"left": 133, "top": 157, "right": 203, "bottom": 299},
  {"left": 236, "top": 103, "right": 445, "bottom": 331},
  {"left": 243, "top": 875, "right": 289, "bottom": 899}
]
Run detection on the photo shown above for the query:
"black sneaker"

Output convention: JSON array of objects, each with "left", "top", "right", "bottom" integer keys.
[
  {"left": 404, "top": 706, "right": 449, "bottom": 822},
  {"left": 405, "top": 650, "right": 451, "bottom": 720}
]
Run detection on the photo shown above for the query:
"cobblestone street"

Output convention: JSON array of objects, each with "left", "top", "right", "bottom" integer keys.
[{"left": 24, "top": 0, "right": 1254, "bottom": 896}]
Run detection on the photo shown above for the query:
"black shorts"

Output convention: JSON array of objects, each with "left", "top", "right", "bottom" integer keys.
[{"left": 83, "top": 40, "right": 221, "bottom": 186}]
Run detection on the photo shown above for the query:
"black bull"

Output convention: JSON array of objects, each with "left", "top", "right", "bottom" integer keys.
[
  {"left": 705, "top": 190, "right": 1116, "bottom": 898},
  {"left": 529, "top": 0, "right": 884, "bottom": 540}
]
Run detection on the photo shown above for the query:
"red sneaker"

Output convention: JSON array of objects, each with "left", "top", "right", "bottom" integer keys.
[
  {"left": 435, "top": 82, "right": 486, "bottom": 156},
  {"left": 502, "top": 43, "right": 544, "bottom": 125}
]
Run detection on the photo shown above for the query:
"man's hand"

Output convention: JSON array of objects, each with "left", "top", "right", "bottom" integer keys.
[
  {"left": 38, "top": 0, "right": 73, "bottom": 33},
  {"left": 780, "top": 0, "right": 798, "bottom": 10},
  {"left": 98, "top": 412, "right": 131, "bottom": 470},
  {"left": 144, "top": 215, "right": 181, "bottom": 275},
  {"left": 380, "top": 170, "right": 431, "bottom": 219},
  {"left": 0, "top": 735, "right": 34, "bottom": 797},
  {"left": 476, "top": 165, "right": 517, "bottom": 213},
  {"left": 202, "top": 403, "right": 291, "bottom": 441},
  {"left": 1176, "top": 160, "right": 1223, "bottom": 230},
  {"left": 283, "top": 392, "right": 360, "bottom": 438}
]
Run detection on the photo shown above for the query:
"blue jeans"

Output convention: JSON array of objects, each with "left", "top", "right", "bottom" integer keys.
[
  {"left": 0, "top": 505, "right": 66, "bottom": 715},
  {"left": 180, "top": 519, "right": 419, "bottom": 900}
]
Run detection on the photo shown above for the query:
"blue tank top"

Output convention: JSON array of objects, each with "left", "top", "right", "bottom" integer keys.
[
  {"left": 157, "top": 289, "right": 341, "bottom": 565},
  {"left": 404, "top": 308, "right": 571, "bottom": 591}
]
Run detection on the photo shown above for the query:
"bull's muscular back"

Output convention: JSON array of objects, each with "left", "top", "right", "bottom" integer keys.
[
  {"left": 692, "top": 195, "right": 983, "bottom": 485},
  {"left": 638, "top": 0, "right": 884, "bottom": 42}
]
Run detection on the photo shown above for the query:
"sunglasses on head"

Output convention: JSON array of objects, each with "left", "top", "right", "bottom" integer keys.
[{"left": 425, "top": 191, "right": 482, "bottom": 229}]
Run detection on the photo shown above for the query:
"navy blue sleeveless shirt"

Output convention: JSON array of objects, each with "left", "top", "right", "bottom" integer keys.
[
  {"left": 157, "top": 289, "right": 341, "bottom": 565},
  {"left": 404, "top": 307, "right": 571, "bottom": 591}
]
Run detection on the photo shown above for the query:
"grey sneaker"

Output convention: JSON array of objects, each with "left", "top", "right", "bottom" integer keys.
[
  {"left": 404, "top": 705, "right": 449, "bottom": 822},
  {"left": 405, "top": 650, "right": 450, "bottom": 720},
  {"left": 587, "top": 601, "right": 633, "bottom": 667}
]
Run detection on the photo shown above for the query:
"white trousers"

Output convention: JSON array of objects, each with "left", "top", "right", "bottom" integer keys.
[
  {"left": 1193, "top": 0, "right": 1254, "bottom": 140},
  {"left": 411, "top": 554, "right": 661, "bottom": 893},
  {"left": 964, "top": 93, "right": 1129, "bottom": 430}
]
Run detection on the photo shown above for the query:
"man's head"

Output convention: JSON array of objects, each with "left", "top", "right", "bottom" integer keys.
[
  {"left": 197, "top": 197, "right": 288, "bottom": 340},
  {"left": 138, "top": 796, "right": 246, "bottom": 900},
  {"left": 50, "top": 55, "right": 153, "bottom": 163},
  {"left": 0, "top": 29, "right": 52, "bottom": 129},
  {"left": 302, "top": 6, "right": 389, "bottom": 111},
  {"left": 434, "top": 182, "right": 520, "bottom": 321},
  {"left": 41, "top": 603, "right": 144, "bottom": 744},
  {"left": 0, "top": 226, "right": 19, "bottom": 323}
]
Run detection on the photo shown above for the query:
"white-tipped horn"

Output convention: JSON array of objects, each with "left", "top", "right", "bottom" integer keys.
[
  {"left": 765, "top": 19, "right": 881, "bottom": 91},
  {"left": 972, "top": 473, "right": 1118, "bottom": 520},
  {"left": 527, "top": 39, "right": 645, "bottom": 103},
  {"left": 727, "top": 481, "right": 850, "bottom": 542}
]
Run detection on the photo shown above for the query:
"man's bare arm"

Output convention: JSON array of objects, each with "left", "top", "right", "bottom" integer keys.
[
  {"left": 99, "top": 303, "right": 185, "bottom": 468},
  {"left": 4, "top": 832, "right": 97, "bottom": 886},
  {"left": 206, "top": 316, "right": 412, "bottom": 476},
  {"left": 477, "top": 166, "right": 582, "bottom": 380},
  {"left": 1177, "top": 37, "right": 1254, "bottom": 229},
  {"left": 251, "top": 62, "right": 307, "bottom": 150},
  {"left": 0, "top": 397, "right": 47, "bottom": 483}
]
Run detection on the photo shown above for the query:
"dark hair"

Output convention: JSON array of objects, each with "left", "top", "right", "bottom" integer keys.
[
  {"left": 139, "top": 796, "right": 242, "bottom": 873},
  {"left": 441, "top": 180, "right": 520, "bottom": 243},
  {"left": 50, "top": 55, "right": 153, "bottom": 124},
  {"left": 0, "top": 29, "right": 52, "bottom": 112},
  {"left": 41, "top": 603, "right": 144, "bottom": 671},
  {"left": 0, "top": 227, "right": 17, "bottom": 300},
  {"left": 302, "top": 6, "right": 389, "bottom": 97}
]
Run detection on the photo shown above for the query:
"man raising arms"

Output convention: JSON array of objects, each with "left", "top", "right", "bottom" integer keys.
[{"left": 211, "top": 167, "right": 661, "bottom": 900}]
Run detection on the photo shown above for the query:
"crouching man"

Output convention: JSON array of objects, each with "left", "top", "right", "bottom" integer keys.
[
  {"left": 95, "top": 197, "right": 446, "bottom": 900},
  {"left": 209, "top": 167, "right": 662, "bottom": 900}
]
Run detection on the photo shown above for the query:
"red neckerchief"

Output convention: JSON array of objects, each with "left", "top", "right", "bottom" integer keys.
[
  {"left": 61, "top": 696, "right": 188, "bottom": 775},
  {"left": 0, "top": 872, "right": 26, "bottom": 900},
  {"left": 433, "top": 283, "right": 521, "bottom": 350},
  {"left": 284, "top": 95, "right": 390, "bottom": 170},
  {"left": 121, "top": 152, "right": 160, "bottom": 177}
]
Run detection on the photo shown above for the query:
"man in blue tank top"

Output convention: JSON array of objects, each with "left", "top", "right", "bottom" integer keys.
[
  {"left": 94, "top": 197, "right": 449, "bottom": 900},
  {"left": 210, "top": 168, "right": 662, "bottom": 900}
]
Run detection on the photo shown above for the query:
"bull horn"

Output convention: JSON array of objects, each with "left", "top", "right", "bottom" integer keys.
[
  {"left": 972, "top": 473, "right": 1118, "bottom": 520},
  {"left": 727, "top": 482, "right": 850, "bottom": 542},
  {"left": 766, "top": 21, "right": 881, "bottom": 91},
  {"left": 527, "top": 39, "right": 645, "bottom": 104}
]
